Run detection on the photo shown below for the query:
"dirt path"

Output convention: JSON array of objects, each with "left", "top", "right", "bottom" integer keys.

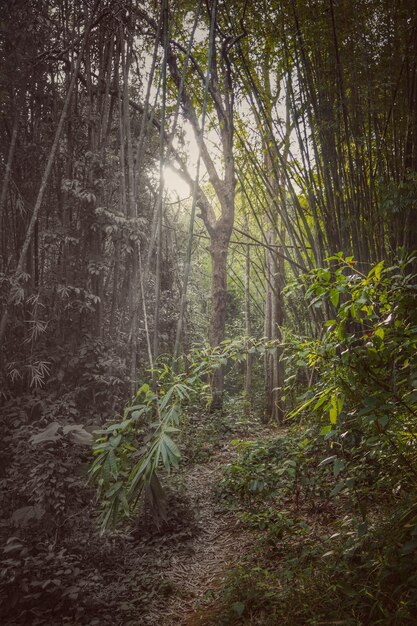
[
  {"left": 132, "top": 441, "right": 255, "bottom": 626},
  {"left": 116, "top": 423, "right": 281, "bottom": 626},
  {"left": 160, "top": 456, "right": 254, "bottom": 625}
]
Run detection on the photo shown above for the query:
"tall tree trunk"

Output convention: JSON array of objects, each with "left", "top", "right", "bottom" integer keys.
[
  {"left": 0, "top": 112, "right": 18, "bottom": 272},
  {"left": 160, "top": 0, "right": 240, "bottom": 409},
  {"left": 209, "top": 223, "right": 233, "bottom": 409},
  {"left": 264, "top": 247, "right": 272, "bottom": 421},
  {"left": 244, "top": 213, "right": 253, "bottom": 411},
  {"left": 264, "top": 227, "right": 285, "bottom": 423},
  {"left": 153, "top": 0, "right": 169, "bottom": 361}
]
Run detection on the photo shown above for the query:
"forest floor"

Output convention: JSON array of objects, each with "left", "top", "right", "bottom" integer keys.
[
  {"left": 126, "top": 414, "right": 276, "bottom": 626},
  {"left": 148, "top": 450, "right": 254, "bottom": 625},
  {"left": 5, "top": 407, "right": 409, "bottom": 625},
  {"left": 1, "top": 408, "right": 281, "bottom": 626}
]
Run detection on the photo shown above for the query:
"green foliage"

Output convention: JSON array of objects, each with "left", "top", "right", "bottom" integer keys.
[
  {"left": 208, "top": 255, "right": 417, "bottom": 625},
  {"left": 221, "top": 430, "right": 332, "bottom": 511},
  {"left": 0, "top": 540, "right": 85, "bottom": 623},
  {"left": 1, "top": 417, "right": 92, "bottom": 536},
  {"left": 179, "top": 411, "right": 236, "bottom": 464},
  {"left": 240, "top": 509, "right": 303, "bottom": 541},
  {"left": 210, "top": 426, "right": 417, "bottom": 625},
  {"left": 89, "top": 372, "right": 186, "bottom": 533},
  {"left": 286, "top": 254, "right": 417, "bottom": 506},
  {"left": 222, "top": 437, "right": 297, "bottom": 502},
  {"left": 89, "top": 338, "right": 278, "bottom": 532},
  {"left": 195, "top": 564, "right": 281, "bottom": 625}
]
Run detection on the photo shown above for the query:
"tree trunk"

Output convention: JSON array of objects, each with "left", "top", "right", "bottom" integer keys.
[
  {"left": 244, "top": 214, "right": 253, "bottom": 412},
  {"left": 0, "top": 112, "right": 19, "bottom": 272},
  {"left": 157, "top": 0, "right": 240, "bottom": 410},
  {"left": 264, "top": 226, "right": 285, "bottom": 424},
  {"left": 209, "top": 227, "right": 232, "bottom": 409}
]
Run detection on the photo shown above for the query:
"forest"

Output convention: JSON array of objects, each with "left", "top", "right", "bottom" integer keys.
[{"left": 1, "top": 0, "right": 417, "bottom": 624}]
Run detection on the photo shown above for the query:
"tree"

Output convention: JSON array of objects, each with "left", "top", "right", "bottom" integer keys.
[{"left": 137, "top": 0, "right": 246, "bottom": 407}]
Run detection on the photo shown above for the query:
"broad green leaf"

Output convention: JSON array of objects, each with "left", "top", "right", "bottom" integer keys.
[
  {"left": 320, "top": 424, "right": 332, "bottom": 436},
  {"left": 159, "top": 386, "right": 175, "bottom": 410},
  {"left": 107, "top": 481, "right": 123, "bottom": 496},
  {"left": 131, "top": 407, "right": 148, "bottom": 420},
  {"left": 374, "top": 327, "right": 385, "bottom": 340},
  {"left": 330, "top": 288, "right": 340, "bottom": 308},
  {"left": 11, "top": 505, "right": 45, "bottom": 526},
  {"left": 377, "top": 415, "right": 389, "bottom": 429},
  {"left": 329, "top": 393, "right": 343, "bottom": 424},
  {"left": 30, "top": 422, "right": 61, "bottom": 445},
  {"left": 314, "top": 388, "right": 333, "bottom": 411},
  {"left": 333, "top": 458, "right": 345, "bottom": 477},
  {"left": 109, "top": 434, "right": 121, "bottom": 447},
  {"left": 119, "top": 491, "right": 130, "bottom": 517},
  {"left": 371, "top": 260, "right": 384, "bottom": 280},
  {"left": 108, "top": 449, "right": 118, "bottom": 479},
  {"left": 160, "top": 440, "right": 169, "bottom": 469},
  {"left": 162, "top": 434, "right": 181, "bottom": 459},
  {"left": 288, "top": 394, "right": 320, "bottom": 419},
  {"left": 136, "top": 383, "right": 150, "bottom": 396}
]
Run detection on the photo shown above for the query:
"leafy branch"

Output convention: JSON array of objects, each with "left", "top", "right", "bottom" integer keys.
[{"left": 88, "top": 337, "right": 279, "bottom": 533}]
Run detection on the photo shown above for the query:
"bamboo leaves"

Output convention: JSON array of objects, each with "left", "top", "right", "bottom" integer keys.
[{"left": 89, "top": 337, "right": 285, "bottom": 532}]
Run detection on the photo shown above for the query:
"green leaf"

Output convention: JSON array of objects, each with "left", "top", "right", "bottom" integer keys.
[
  {"left": 162, "top": 434, "right": 181, "bottom": 459},
  {"left": 30, "top": 422, "right": 61, "bottom": 445},
  {"left": 108, "top": 449, "right": 118, "bottom": 479},
  {"left": 131, "top": 407, "right": 148, "bottom": 420},
  {"left": 314, "top": 388, "right": 333, "bottom": 411},
  {"left": 330, "top": 288, "right": 340, "bottom": 308},
  {"left": 377, "top": 415, "right": 389, "bottom": 429},
  {"left": 158, "top": 390, "right": 171, "bottom": 409},
  {"left": 288, "top": 394, "right": 320, "bottom": 419},
  {"left": 320, "top": 424, "right": 332, "bottom": 436},
  {"left": 62, "top": 424, "right": 94, "bottom": 445},
  {"left": 374, "top": 260, "right": 384, "bottom": 280},
  {"left": 11, "top": 505, "right": 45, "bottom": 527},
  {"left": 136, "top": 383, "right": 150, "bottom": 396},
  {"left": 119, "top": 491, "right": 130, "bottom": 517},
  {"left": 333, "top": 458, "right": 345, "bottom": 477},
  {"left": 374, "top": 327, "right": 385, "bottom": 340},
  {"left": 160, "top": 440, "right": 169, "bottom": 469},
  {"left": 107, "top": 481, "right": 123, "bottom": 496},
  {"left": 109, "top": 434, "right": 122, "bottom": 447},
  {"left": 329, "top": 393, "right": 343, "bottom": 424}
]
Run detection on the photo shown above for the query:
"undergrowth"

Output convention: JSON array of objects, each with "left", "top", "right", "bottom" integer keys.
[{"left": 194, "top": 426, "right": 417, "bottom": 625}]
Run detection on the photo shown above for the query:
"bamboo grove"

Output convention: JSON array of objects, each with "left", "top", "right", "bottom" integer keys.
[
  {"left": 1, "top": 0, "right": 415, "bottom": 419},
  {"left": 1, "top": 0, "right": 417, "bottom": 623}
]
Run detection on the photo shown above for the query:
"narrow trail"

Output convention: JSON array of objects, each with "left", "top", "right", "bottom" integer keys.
[
  {"left": 160, "top": 456, "right": 254, "bottom": 625},
  {"left": 118, "top": 422, "right": 281, "bottom": 626},
  {"left": 134, "top": 436, "right": 259, "bottom": 626}
]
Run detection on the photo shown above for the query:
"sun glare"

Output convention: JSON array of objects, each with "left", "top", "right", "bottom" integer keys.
[{"left": 163, "top": 165, "right": 192, "bottom": 201}]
